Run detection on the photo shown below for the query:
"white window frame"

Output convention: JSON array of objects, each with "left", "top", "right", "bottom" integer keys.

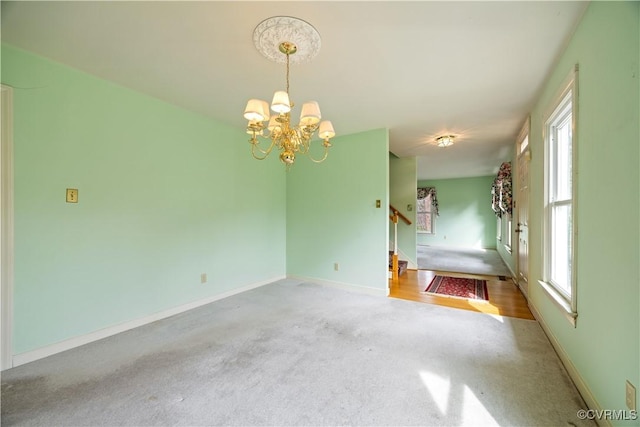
[
  {"left": 504, "top": 213, "right": 512, "bottom": 253},
  {"left": 539, "top": 65, "right": 578, "bottom": 326}
]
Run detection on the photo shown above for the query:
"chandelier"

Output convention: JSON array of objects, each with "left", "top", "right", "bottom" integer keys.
[{"left": 243, "top": 17, "right": 335, "bottom": 167}]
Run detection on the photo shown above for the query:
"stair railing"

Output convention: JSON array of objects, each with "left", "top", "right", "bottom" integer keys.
[{"left": 389, "top": 205, "right": 411, "bottom": 281}]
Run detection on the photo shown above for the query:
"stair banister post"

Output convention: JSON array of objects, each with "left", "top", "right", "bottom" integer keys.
[
  {"left": 392, "top": 210, "right": 399, "bottom": 281},
  {"left": 394, "top": 215, "right": 398, "bottom": 256}
]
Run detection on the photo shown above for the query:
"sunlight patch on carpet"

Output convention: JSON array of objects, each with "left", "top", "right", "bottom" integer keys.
[
  {"left": 462, "top": 385, "right": 499, "bottom": 426},
  {"left": 420, "top": 371, "right": 450, "bottom": 415}
]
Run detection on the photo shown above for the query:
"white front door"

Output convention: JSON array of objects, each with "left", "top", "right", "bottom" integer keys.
[{"left": 515, "top": 125, "right": 530, "bottom": 298}]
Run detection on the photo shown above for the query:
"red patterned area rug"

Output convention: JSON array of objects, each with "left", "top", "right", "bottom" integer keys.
[{"left": 424, "top": 275, "right": 489, "bottom": 301}]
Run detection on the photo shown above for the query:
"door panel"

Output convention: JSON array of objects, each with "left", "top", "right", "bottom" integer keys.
[{"left": 516, "top": 149, "right": 530, "bottom": 297}]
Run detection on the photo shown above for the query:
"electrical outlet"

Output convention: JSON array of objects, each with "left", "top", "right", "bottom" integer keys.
[
  {"left": 334, "top": 263, "right": 339, "bottom": 271},
  {"left": 200, "top": 273, "right": 207, "bottom": 284},
  {"left": 626, "top": 380, "right": 636, "bottom": 411}
]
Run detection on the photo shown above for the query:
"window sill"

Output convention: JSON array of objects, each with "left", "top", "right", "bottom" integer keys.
[{"left": 537, "top": 280, "right": 577, "bottom": 327}]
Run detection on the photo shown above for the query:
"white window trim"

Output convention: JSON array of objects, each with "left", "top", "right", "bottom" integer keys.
[
  {"left": 504, "top": 213, "right": 512, "bottom": 253},
  {"left": 540, "top": 64, "right": 579, "bottom": 326},
  {"left": 537, "top": 280, "right": 577, "bottom": 326}
]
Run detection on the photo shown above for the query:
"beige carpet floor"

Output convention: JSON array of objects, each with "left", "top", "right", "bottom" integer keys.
[
  {"left": 417, "top": 245, "right": 512, "bottom": 277},
  {"left": 1, "top": 279, "right": 593, "bottom": 426}
]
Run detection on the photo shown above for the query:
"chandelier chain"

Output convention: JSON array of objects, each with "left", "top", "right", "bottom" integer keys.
[{"left": 285, "top": 52, "right": 290, "bottom": 96}]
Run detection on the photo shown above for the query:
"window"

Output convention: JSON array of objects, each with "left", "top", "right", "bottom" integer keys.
[
  {"left": 540, "top": 66, "right": 578, "bottom": 325},
  {"left": 497, "top": 212, "right": 512, "bottom": 252},
  {"left": 417, "top": 187, "right": 438, "bottom": 234},
  {"left": 417, "top": 193, "right": 435, "bottom": 234},
  {"left": 491, "top": 162, "right": 512, "bottom": 252},
  {"left": 505, "top": 213, "right": 512, "bottom": 251},
  {"left": 519, "top": 134, "right": 529, "bottom": 154}
]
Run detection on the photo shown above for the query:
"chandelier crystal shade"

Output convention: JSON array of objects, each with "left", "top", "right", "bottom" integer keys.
[{"left": 244, "top": 17, "right": 335, "bottom": 167}]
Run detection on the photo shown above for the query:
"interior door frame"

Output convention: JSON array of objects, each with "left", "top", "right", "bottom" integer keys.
[
  {"left": 1, "top": 84, "right": 15, "bottom": 370},
  {"left": 514, "top": 117, "right": 530, "bottom": 299}
]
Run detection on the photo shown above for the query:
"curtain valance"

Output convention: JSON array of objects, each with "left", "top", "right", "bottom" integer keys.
[
  {"left": 491, "top": 162, "right": 512, "bottom": 217},
  {"left": 417, "top": 187, "right": 439, "bottom": 216}
]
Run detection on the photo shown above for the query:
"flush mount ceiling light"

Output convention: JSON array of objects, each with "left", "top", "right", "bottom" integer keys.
[
  {"left": 243, "top": 16, "right": 335, "bottom": 168},
  {"left": 436, "top": 135, "right": 455, "bottom": 147}
]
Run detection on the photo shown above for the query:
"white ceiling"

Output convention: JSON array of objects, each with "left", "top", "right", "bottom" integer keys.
[{"left": 1, "top": 1, "right": 588, "bottom": 179}]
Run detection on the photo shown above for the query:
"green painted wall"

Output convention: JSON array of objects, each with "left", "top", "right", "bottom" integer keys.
[
  {"left": 286, "top": 129, "right": 389, "bottom": 293},
  {"left": 416, "top": 176, "right": 497, "bottom": 249},
  {"left": 389, "top": 155, "right": 417, "bottom": 268},
  {"left": 526, "top": 2, "right": 639, "bottom": 422},
  {"left": 2, "top": 45, "right": 287, "bottom": 354}
]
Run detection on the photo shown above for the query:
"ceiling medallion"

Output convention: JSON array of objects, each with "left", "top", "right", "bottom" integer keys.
[{"left": 252, "top": 16, "right": 321, "bottom": 65}]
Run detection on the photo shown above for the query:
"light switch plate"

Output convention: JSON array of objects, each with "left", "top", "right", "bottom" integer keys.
[{"left": 66, "top": 188, "right": 78, "bottom": 203}]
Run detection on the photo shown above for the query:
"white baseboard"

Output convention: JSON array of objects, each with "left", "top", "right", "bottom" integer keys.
[
  {"left": 287, "top": 275, "right": 389, "bottom": 297},
  {"left": 11, "top": 275, "right": 285, "bottom": 368},
  {"left": 528, "top": 302, "right": 609, "bottom": 427}
]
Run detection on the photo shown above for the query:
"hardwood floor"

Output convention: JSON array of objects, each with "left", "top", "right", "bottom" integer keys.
[{"left": 389, "top": 269, "right": 535, "bottom": 320}]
